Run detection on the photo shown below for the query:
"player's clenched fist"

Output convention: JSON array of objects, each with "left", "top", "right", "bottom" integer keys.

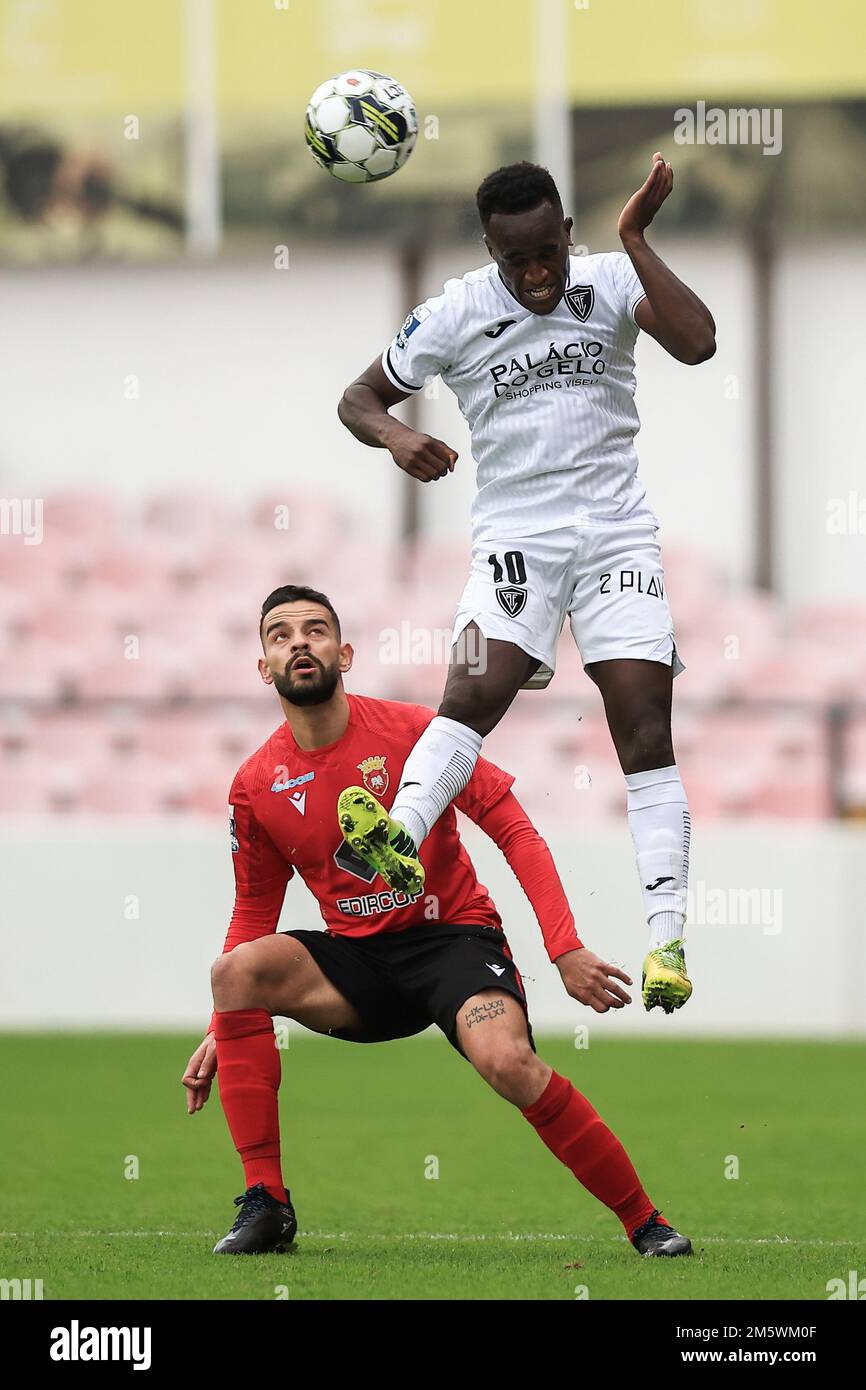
[
  {"left": 182, "top": 1032, "right": 217, "bottom": 1113},
  {"left": 385, "top": 421, "right": 457, "bottom": 482},
  {"left": 555, "top": 948, "right": 633, "bottom": 1013}
]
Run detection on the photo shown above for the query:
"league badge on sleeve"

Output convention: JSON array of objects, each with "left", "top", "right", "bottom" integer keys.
[
  {"left": 228, "top": 807, "right": 239, "bottom": 853},
  {"left": 396, "top": 303, "right": 431, "bottom": 349}
]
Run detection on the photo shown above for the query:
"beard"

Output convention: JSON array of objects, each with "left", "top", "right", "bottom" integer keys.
[{"left": 271, "top": 656, "right": 340, "bottom": 707}]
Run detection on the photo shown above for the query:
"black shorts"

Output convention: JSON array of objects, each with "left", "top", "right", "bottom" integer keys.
[{"left": 283, "top": 921, "right": 535, "bottom": 1060}]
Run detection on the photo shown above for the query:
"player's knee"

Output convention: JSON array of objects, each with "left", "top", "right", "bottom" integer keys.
[
  {"left": 477, "top": 1042, "right": 538, "bottom": 1100},
  {"left": 440, "top": 672, "right": 507, "bottom": 733},
  {"left": 210, "top": 946, "right": 259, "bottom": 1007}
]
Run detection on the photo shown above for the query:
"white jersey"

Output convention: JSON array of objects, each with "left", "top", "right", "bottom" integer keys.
[{"left": 381, "top": 252, "right": 656, "bottom": 543}]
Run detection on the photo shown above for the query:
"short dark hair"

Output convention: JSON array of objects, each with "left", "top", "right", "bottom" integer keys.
[
  {"left": 260, "top": 585, "right": 341, "bottom": 641},
  {"left": 476, "top": 162, "right": 563, "bottom": 226}
]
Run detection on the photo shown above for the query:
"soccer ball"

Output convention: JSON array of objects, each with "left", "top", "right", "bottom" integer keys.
[{"left": 304, "top": 69, "right": 418, "bottom": 183}]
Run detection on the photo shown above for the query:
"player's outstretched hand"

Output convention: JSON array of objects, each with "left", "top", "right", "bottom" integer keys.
[
  {"left": 182, "top": 1032, "right": 217, "bottom": 1114},
  {"left": 556, "top": 948, "right": 633, "bottom": 1013},
  {"left": 617, "top": 151, "right": 673, "bottom": 242},
  {"left": 386, "top": 421, "right": 457, "bottom": 482}
]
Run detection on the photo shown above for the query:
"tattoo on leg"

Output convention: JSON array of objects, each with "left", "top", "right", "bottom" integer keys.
[{"left": 464, "top": 998, "right": 506, "bottom": 1028}]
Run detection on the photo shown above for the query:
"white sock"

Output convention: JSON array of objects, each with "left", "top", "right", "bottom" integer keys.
[
  {"left": 390, "top": 716, "right": 483, "bottom": 848},
  {"left": 624, "top": 764, "right": 691, "bottom": 950}
]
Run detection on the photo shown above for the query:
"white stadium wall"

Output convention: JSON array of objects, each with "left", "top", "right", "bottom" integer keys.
[
  {"left": 0, "top": 238, "right": 863, "bottom": 603},
  {"left": 3, "top": 819, "right": 864, "bottom": 1036}
]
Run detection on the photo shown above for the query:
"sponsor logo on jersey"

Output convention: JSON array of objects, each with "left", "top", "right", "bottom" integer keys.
[
  {"left": 599, "top": 570, "right": 665, "bottom": 599},
  {"left": 357, "top": 754, "right": 389, "bottom": 796},
  {"left": 395, "top": 303, "right": 431, "bottom": 349},
  {"left": 484, "top": 318, "right": 517, "bottom": 339},
  {"left": 335, "top": 886, "right": 423, "bottom": 916},
  {"left": 228, "top": 807, "right": 239, "bottom": 853},
  {"left": 270, "top": 770, "right": 315, "bottom": 793},
  {"left": 496, "top": 586, "right": 527, "bottom": 617},
  {"left": 565, "top": 284, "right": 595, "bottom": 322},
  {"left": 487, "top": 340, "right": 607, "bottom": 398}
]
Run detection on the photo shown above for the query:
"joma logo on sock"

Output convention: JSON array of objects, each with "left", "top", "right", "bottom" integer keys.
[{"left": 49, "top": 1321, "right": 152, "bottom": 1370}]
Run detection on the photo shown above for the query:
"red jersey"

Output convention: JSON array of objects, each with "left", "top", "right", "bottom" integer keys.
[
  {"left": 228, "top": 693, "right": 514, "bottom": 939},
  {"left": 208, "top": 693, "right": 582, "bottom": 1034}
]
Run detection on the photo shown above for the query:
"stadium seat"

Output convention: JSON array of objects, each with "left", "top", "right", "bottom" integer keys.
[
  {"left": 42, "top": 491, "right": 119, "bottom": 539},
  {"left": 0, "top": 488, "right": 858, "bottom": 822}
]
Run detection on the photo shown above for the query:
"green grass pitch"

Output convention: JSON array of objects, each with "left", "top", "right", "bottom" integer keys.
[{"left": 2, "top": 1034, "right": 863, "bottom": 1301}]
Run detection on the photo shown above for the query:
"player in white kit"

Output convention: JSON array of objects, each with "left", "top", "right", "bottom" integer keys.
[{"left": 337, "top": 155, "right": 716, "bottom": 1012}]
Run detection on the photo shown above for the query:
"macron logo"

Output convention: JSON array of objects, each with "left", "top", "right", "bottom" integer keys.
[
  {"left": 271, "top": 770, "right": 315, "bottom": 794},
  {"left": 486, "top": 963, "right": 505, "bottom": 976},
  {"left": 50, "top": 1321, "right": 151, "bottom": 1370}
]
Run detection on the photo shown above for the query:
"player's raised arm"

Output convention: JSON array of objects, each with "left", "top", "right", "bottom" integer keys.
[
  {"left": 338, "top": 355, "right": 458, "bottom": 482},
  {"left": 618, "top": 152, "right": 716, "bottom": 366}
]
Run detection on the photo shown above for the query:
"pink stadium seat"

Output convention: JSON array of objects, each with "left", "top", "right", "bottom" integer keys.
[
  {"left": 0, "top": 585, "right": 30, "bottom": 633},
  {"left": 33, "top": 711, "right": 130, "bottom": 763},
  {"left": 186, "top": 773, "right": 240, "bottom": 816},
  {"left": 140, "top": 490, "right": 228, "bottom": 538},
  {"left": 80, "top": 753, "right": 194, "bottom": 814},
  {"left": 0, "top": 542, "right": 59, "bottom": 588},
  {"left": 0, "top": 647, "right": 83, "bottom": 700},
  {"left": 674, "top": 641, "right": 744, "bottom": 699},
  {"left": 88, "top": 545, "right": 170, "bottom": 594},
  {"left": 675, "top": 775, "right": 728, "bottom": 819},
  {"left": 2, "top": 489, "right": 861, "bottom": 822},
  {"left": 743, "top": 649, "right": 853, "bottom": 701},
  {"left": 24, "top": 593, "right": 129, "bottom": 648},
  {"left": 42, "top": 491, "right": 119, "bottom": 539},
  {"left": 75, "top": 644, "right": 190, "bottom": 701},
  {"left": 792, "top": 601, "right": 866, "bottom": 646},
  {"left": 0, "top": 755, "right": 83, "bottom": 814},
  {"left": 400, "top": 539, "right": 473, "bottom": 593},
  {"left": 0, "top": 703, "right": 36, "bottom": 754},
  {"left": 749, "top": 766, "right": 832, "bottom": 818}
]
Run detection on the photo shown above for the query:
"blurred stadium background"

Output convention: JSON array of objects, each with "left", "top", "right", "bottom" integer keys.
[{"left": 2, "top": 0, "right": 865, "bottom": 1044}]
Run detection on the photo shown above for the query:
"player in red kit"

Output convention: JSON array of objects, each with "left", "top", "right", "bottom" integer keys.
[{"left": 181, "top": 585, "right": 692, "bottom": 1258}]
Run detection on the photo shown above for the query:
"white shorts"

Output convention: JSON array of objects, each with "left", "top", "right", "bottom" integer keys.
[{"left": 451, "top": 519, "right": 684, "bottom": 690}]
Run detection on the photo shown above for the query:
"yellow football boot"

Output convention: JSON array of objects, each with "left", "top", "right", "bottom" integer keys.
[
  {"left": 337, "top": 786, "right": 425, "bottom": 896},
  {"left": 642, "top": 939, "right": 693, "bottom": 1013}
]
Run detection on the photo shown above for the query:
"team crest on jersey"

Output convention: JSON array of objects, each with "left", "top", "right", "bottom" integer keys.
[
  {"left": 496, "top": 587, "right": 527, "bottom": 617},
  {"left": 357, "top": 754, "right": 389, "bottom": 796},
  {"left": 565, "top": 284, "right": 594, "bottom": 322}
]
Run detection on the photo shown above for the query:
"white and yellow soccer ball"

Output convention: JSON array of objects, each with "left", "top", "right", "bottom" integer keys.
[{"left": 304, "top": 69, "right": 418, "bottom": 183}]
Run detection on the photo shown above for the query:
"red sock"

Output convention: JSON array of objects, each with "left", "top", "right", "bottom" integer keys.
[
  {"left": 522, "top": 1070, "right": 665, "bottom": 1238},
  {"left": 214, "top": 1008, "right": 286, "bottom": 1204}
]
